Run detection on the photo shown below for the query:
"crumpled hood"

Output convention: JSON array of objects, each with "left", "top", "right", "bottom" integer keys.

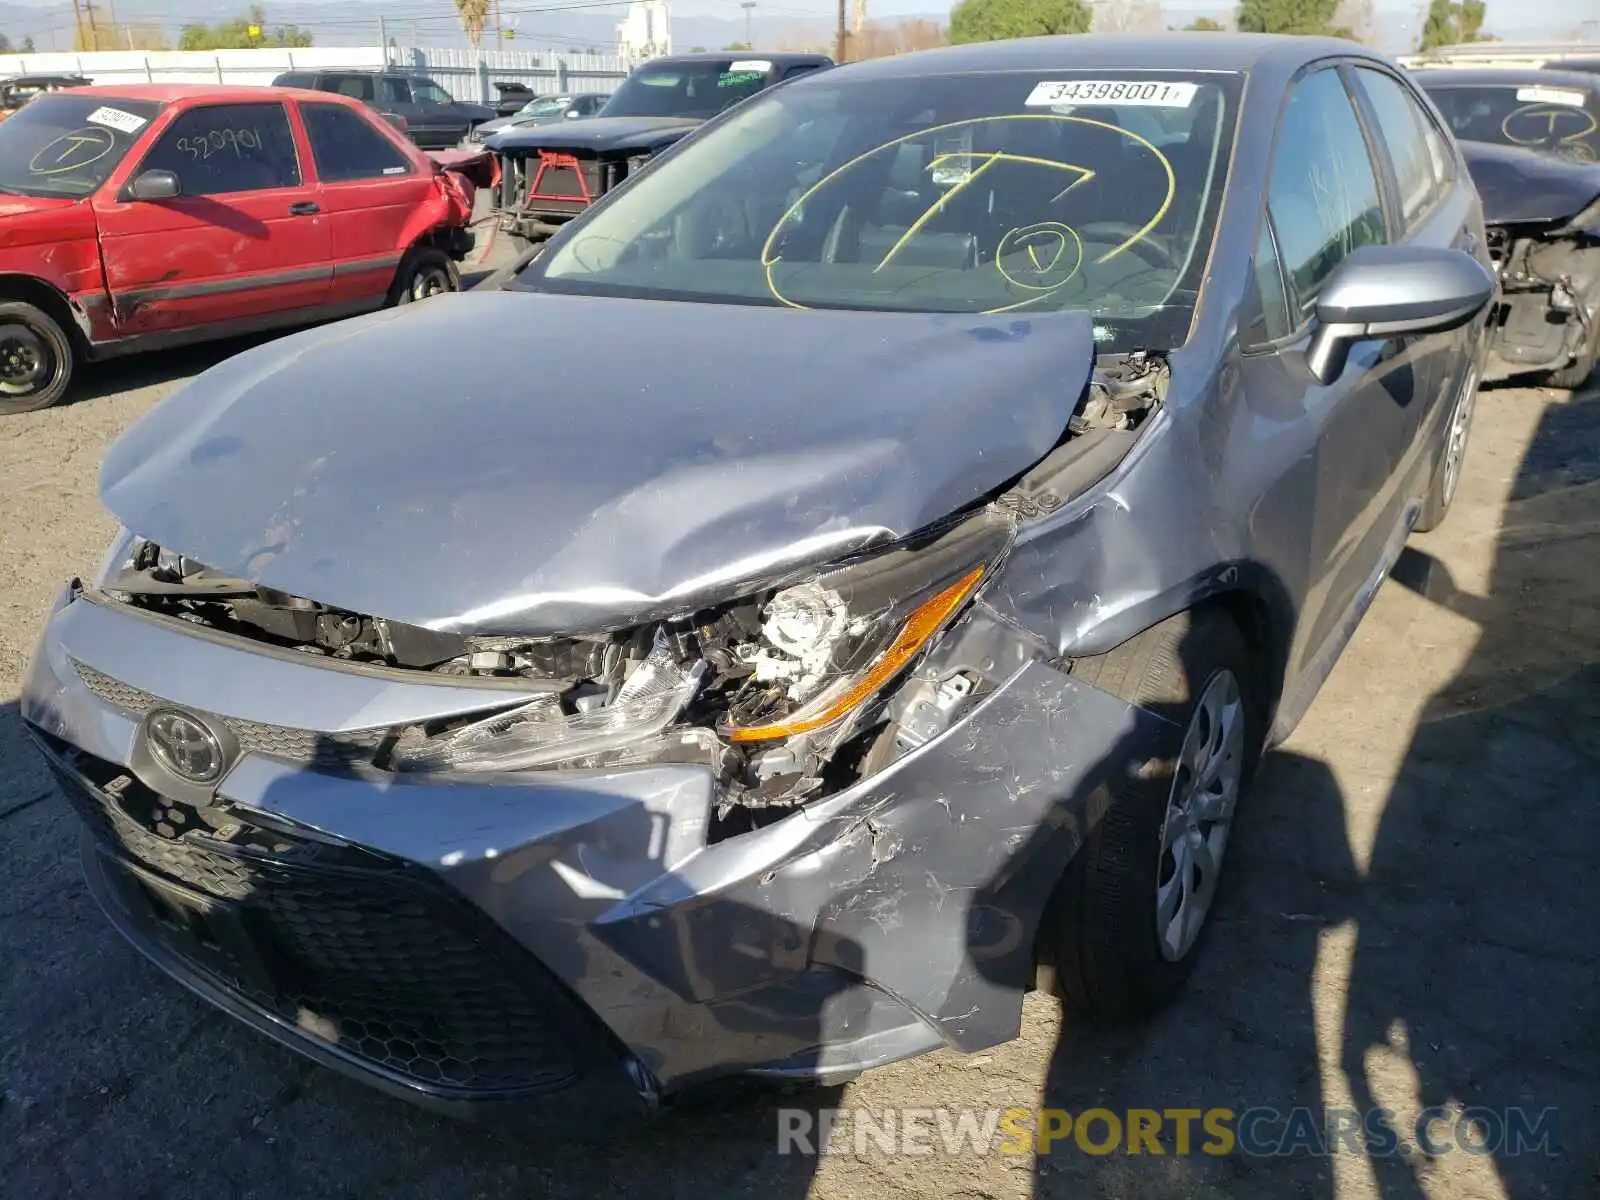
[
  {"left": 100, "top": 290, "right": 1093, "bottom": 635},
  {"left": 1461, "top": 140, "right": 1600, "bottom": 226}
]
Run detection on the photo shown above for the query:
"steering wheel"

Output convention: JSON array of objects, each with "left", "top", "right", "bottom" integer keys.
[{"left": 1073, "top": 221, "right": 1180, "bottom": 271}]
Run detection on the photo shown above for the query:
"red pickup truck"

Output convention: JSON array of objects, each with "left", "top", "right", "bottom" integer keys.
[{"left": 0, "top": 84, "right": 485, "bottom": 413}]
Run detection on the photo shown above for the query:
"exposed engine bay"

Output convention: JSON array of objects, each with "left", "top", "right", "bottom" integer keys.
[
  {"left": 1485, "top": 217, "right": 1600, "bottom": 382},
  {"left": 95, "top": 354, "right": 1166, "bottom": 824},
  {"left": 1459, "top": 140, "right": 1600, "bottom": 384}
]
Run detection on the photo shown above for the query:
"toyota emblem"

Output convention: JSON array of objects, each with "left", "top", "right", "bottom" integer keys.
[{"left": 144, "top": 708, "right": 225, "bottom": 784}]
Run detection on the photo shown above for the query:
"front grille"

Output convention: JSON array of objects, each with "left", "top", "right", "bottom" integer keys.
[
  {"left": 44, "top": 740, "right": 594, "bottom": 1096},
  {"left": 72, "top": 661, "right": 386, "bottom": 768}
]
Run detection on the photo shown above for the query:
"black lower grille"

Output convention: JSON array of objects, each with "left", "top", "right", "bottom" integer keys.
[{"left": 42, "top": 740, "right": 598, "bottom": 1097}]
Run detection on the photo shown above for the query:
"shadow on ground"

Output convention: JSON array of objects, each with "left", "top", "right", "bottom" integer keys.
[{"left": 1020, "top": 385, "right": 1600, "bottom": 1197}]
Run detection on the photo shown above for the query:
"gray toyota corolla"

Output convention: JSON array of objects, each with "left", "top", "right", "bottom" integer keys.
[{"left": 22, "top": 34, "right": 1493, "bottom": 1119}]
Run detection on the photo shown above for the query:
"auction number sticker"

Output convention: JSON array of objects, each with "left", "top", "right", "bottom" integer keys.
[
  {"left": 85, "top": 105, "right": 148, "bottom": 134},
  {"left": 1025, "top": 80, "right": 1198, "bottom": 108},
  {"left": 728, "top": 59, "right": 772, "bottom": 73},
  {"left": 1515, "top": 86, "right": 1586, "bottom": 108}
]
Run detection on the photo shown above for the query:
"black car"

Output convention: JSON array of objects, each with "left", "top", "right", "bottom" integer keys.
[
  {"left": 1412, "top": 67, "right": 1600, "bottom": 164},
  {"left": 271, "top": 68, "right": 495, "bottom": 150},
  {"left": 1460, "top": 139, "right": 1600, "bottom": 386},
  {"left": 0, "top": 73, "right": 91, "bottom": 116},
  {"left": 488, "top": 52, "right": 832, "bottom": 243}
]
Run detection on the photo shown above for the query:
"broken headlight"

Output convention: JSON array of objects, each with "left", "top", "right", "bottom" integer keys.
[
  {"left": 392, "top": 631, "right": 704, "bottom": 773},
  {"left": 718, "top": 525, "right": 1004, "bottom": 744},
  {"left": 392, "top": 514, "right": 1009, "bottom": 777}
]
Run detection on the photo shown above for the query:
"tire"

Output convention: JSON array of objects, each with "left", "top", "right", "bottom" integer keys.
[
  {"left": 1042, "top": 607, "right": 1263, "bottom": 1018},
  {"left": 1414, "top": 360, "right": 1479, "bottom": 533},
  {"left": 388, "top": 247, "right": 461, "bottom": 307},
  {"left": 1547, "top": 314, "right": 1599, "bottom": 390},
  {"left": 0, "top": 299, "right": 75, "bottom": 414}
]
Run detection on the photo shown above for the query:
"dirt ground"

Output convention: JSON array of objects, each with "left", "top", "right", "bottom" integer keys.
[{"left": 0, "top": 278, "right": 1594, "bottom": 1198}]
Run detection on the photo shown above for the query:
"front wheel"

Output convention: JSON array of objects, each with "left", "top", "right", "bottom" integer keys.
[
  {"left": 388, "top": 247, "right": 461, "bottom": 306},
  {"left": 1042, "top": 607, "right": 1263, "bottom": 1018},
  {"left": 0, "top": 299, "right": 75, "bottom": 414}
]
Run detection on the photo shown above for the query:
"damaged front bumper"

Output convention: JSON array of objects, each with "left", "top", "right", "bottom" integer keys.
[{"left": 21, "top": 583, "right": 1161, "bottom": 1118}]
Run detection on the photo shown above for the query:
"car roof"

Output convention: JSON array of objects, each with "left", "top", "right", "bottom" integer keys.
[
  {"left": 0, "top": 73, "right": 89, "bottom": 84},
  {"left": 814, "top": 32, "right": 1386, "bottom": 79},
  {"left": 638, "top": 51, "right": 832, "bottom": 66},
  {"left": 288, "top": 68, "right": 414, "bottom": 77},
  {"left": 50, "top": 82, "right": 372, "bottom": 106},
  {"left": 1410, "top": 66, "right": 1599, "bottom": 90}
]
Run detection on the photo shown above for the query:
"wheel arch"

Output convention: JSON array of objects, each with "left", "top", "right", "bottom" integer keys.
[
  {"left": 1066, "top": 565, "right": 1294, "bottom": 732},
  {"left": 0, "top": 273, "right": 91, "bottom": 349}
]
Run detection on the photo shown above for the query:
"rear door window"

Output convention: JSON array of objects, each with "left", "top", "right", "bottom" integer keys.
[
  {"left": 327, "top": 74, "right": 376, "bottom": 103},
  {"left": 301, "top": 102, "right": 414, "bottom": 183},
  {"left": 1353, "top": 67, "right": 1438, "bottom": 227},
  {"left": 380, "top": 77, "right": 412, "bottom": 105},
  {"left": 1266, "top": 68, "right": 1389, "bottom": 324},
  {"left": 411, "top": 80, "right": 456, "bottom": 106}
]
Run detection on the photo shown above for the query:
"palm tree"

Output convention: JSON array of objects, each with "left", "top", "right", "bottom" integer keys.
[{"left": 455, "top": 0, "right": 489, "bottom": 49}]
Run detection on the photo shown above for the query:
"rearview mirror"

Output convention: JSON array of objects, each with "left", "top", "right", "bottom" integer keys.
[
  {"left": 1306, "top": 245, "right": 1494, "bottom": 385},
  {"left": 128, "top": 169, "right": 180, "bottom": 202}
]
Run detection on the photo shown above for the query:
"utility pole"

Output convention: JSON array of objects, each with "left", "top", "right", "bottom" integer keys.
[
  {"left": 81, "top": 0, "right": 100, "bottom": 50},
  {"left": 494, "top": 0, "right": 502, "bottom": 43},
  {"left": 834, "top": 0, "right": 846, "bottom": 62},
  {"left": 741, "top": 1, "right": 754, "bottom": 46},
  {"left": 378, "top": 14, "right": 387, "bottom": 64}
]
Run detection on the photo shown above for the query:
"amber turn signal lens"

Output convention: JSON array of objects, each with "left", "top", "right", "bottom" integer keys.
[{"left": 726, "top": 564, "right": 986, "bottom": 743}]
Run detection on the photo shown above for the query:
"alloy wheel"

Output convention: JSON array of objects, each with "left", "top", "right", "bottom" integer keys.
[{"left": 1155, "top": 667, "right": 1246, "bottom": 962}]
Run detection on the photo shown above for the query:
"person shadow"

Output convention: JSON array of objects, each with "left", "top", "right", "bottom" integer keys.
[{"left": 1340, "top": 381, "right": 1600, "bottom": 1199}]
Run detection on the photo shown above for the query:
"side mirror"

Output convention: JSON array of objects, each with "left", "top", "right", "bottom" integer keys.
[
  {"left": 1306, "top": 245, "right": 1494, "bottom": 385},
  {"left": 128, "top": 169, "right": 180, "bottom": 202}
]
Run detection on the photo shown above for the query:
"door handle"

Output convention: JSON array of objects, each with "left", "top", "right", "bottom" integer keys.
[{"left": 288, "top": 201, "right": 320, "bottom": 216}]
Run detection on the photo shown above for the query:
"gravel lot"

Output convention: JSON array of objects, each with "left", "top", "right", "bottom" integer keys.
[{"left": 0, "top": 277, "right": 1594, "bottom": 1199}]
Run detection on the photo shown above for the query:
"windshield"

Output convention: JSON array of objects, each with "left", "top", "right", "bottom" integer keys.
[
  {"left": 520, "top": 95, "right": 574, "bottom": 117},
  {"left": 598, "top": 59, "right": 774, "bottom": 120},
  {"left": 0, "top": 94, "right": 161, "bottom": 197},
  {"left": 521, "top": 70, "right": 1239, "bottom": 351},
  {"left": 1424, "top": 82, "right": 1599, "bottom": 163}
]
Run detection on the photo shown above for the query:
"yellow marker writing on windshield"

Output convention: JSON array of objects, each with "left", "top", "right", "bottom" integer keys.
[{"left": 760, "top": 113, "right": 1176, "bottom": 313}]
